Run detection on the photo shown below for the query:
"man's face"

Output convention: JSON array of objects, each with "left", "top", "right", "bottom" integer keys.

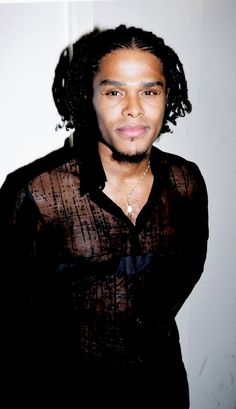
[{"left": 92, "top": 48, "right": 167, "bottom": 160}]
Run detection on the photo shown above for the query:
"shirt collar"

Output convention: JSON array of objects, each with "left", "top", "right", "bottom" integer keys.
[
  {"left": 66, "top": 132, "right": 106, "bottom": 196},
  {"left": 67, "top": 133, "right": 161, "bottom": 196}
]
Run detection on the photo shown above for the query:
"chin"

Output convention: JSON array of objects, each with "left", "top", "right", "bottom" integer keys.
[{"left": 112, "top": 148, "right": 148, "bottom": 164}]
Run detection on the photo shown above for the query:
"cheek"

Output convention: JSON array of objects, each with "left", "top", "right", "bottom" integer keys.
[
  {"left": 93, "top": 97, "right": 111, "bottom": 121},
  {"left": 148, "top": 104, "right": 166, "bottom": 123},
  {"left": 97, "top": 105, "right": 118, "bottom": 127},
  {"left": 95, "top": 107, "right": 113, "bottom": 133}
]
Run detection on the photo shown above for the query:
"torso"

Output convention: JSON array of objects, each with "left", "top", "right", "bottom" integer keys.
[{"left": 4, "top": 144, "right": 208, "bottom": 368}]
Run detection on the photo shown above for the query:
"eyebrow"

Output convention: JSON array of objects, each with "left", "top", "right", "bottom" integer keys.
[{"left": 99, "top": 79, "right": 164, "bottom": 87}]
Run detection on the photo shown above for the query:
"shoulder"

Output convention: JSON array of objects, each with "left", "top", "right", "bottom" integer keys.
[
  {"left": 152, "top": 145, "right": 195, "bottom": 167},
  {"left": 1, "top": 139, "right": 75, "bottom": 193},
  {"left": 151, "top": 146, "right": 207, "bottom": 195},
  {"left": 0, "top": 139, "right": 79, "bottom": 217}
]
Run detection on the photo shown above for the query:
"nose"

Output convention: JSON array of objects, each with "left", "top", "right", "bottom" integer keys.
[{"left": 122, "top": 94, "right": 144, "bottom": 118}]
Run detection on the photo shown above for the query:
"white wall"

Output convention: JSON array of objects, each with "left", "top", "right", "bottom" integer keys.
[{"left": 0, "top": 1, "right": 235, "bottom": 408}]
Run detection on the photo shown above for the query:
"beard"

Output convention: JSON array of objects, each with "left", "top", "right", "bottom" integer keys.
[
  {"left": 98, "top": 134, "right": 149, "bottom": 163},
  {"left": 111, "top": 148, "right": 148, "bottom": 163}
]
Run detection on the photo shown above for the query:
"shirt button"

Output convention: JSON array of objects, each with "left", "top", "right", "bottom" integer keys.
[
  {"left": 137, "top": 355, "right": 144, "bottom": 362},
  {"left": 136, "top": 317, "right": 143, "bottom": 326}
]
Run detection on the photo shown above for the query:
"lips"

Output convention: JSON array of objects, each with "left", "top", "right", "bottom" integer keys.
[{"left": 117, "top": 125, "right": 148, "bottom": 137}]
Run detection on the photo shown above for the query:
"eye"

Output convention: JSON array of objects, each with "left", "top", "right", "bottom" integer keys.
[
  {"left": 103, "top": 90, "right": 123, "bottom": 96},
  {"left": 142, "top": 89, "right": 161, "bottom": 96}
]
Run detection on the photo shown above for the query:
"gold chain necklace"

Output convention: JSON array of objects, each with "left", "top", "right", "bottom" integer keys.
[{"left": 126, "top": 160, "right": 151, "bottom": 219}]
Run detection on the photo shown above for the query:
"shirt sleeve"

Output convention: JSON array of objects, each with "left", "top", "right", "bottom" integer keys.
[
  {"left": 0, "top": 173, "right": 41, "bottom": 366},
  {"left": 172, "top": 161, "right": 209, "bottom": 315},
  {"left": 148, "top": 160, "right": 209, "bottom": 336}
]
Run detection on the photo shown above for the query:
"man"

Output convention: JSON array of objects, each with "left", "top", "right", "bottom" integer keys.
[{"left": 1, "top": 25, "right": 208, "bottom": 407}]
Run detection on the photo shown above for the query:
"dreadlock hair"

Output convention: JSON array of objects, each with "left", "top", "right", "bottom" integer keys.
[{"left": 52, "top": 24, "right": 192, "bottom": 139}]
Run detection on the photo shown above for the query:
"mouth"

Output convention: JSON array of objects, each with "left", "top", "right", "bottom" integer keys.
[{"left": 117, "top": 125, "right": 149, "bottom": 138}]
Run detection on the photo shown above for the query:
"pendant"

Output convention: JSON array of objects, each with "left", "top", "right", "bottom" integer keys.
[{"left": 127, "top": 205, "right": 133, "bottom": 214}]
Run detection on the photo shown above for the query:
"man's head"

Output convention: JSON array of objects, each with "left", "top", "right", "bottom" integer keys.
[
  {"left": 92, "top": 47, "right": 167, "bottom": 163},
  {"left": 53, "top": 25, "right": 191, "bottom": 144}
]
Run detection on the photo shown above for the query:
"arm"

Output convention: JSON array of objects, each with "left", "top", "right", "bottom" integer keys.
[
  {"left": 148, "top": 161, "right": 209, "bottom": 336},
  {"left": 171, "top": 161, "right": 209, "bottom": 316},
  {"left": 0, "top": 174, "right": 41, "bottom": 367}
]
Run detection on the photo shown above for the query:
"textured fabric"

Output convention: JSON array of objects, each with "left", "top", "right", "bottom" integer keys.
[{"left": 1, "top": 140, "right": 208, "bottom": 406}]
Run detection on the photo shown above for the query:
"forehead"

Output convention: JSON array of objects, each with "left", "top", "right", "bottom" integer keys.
[{"left": 95, "top": 48, "right": 165, "bottom": 81}]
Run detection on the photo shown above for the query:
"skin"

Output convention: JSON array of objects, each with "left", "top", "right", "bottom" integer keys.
[
  {"left": 93, "top": 48, "right": 168, "bottom": 161},
  {"left": 92, "top": 48, "right": 168, "bottom": 223}
]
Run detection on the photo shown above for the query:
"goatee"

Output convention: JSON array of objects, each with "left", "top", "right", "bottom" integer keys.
[
  {"left": 98, "top": 135, "right": 149, "bottom": 164},
  {"left": 112, "top": 148, "right": 148, "bottom": 164}
]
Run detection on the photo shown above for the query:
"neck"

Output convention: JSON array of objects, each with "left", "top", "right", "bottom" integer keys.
[
  {"left": 99, "top": 142, "right": 153, "bottom": 225},
  {"left": 98, "top": 142, "right": 151, "bottom": 182}
]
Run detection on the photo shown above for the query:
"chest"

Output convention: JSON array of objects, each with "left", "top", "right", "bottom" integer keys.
[
  {"left": 102, "top": 172, "right": 154, "bottom": 225},
  {"left": 32, "top": 179, "right": 189, "bottom": 262}
]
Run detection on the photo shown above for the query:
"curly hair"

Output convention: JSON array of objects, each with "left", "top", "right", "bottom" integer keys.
[{"left": 52, "top": 25, "right": 192, "bottom": 138}]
